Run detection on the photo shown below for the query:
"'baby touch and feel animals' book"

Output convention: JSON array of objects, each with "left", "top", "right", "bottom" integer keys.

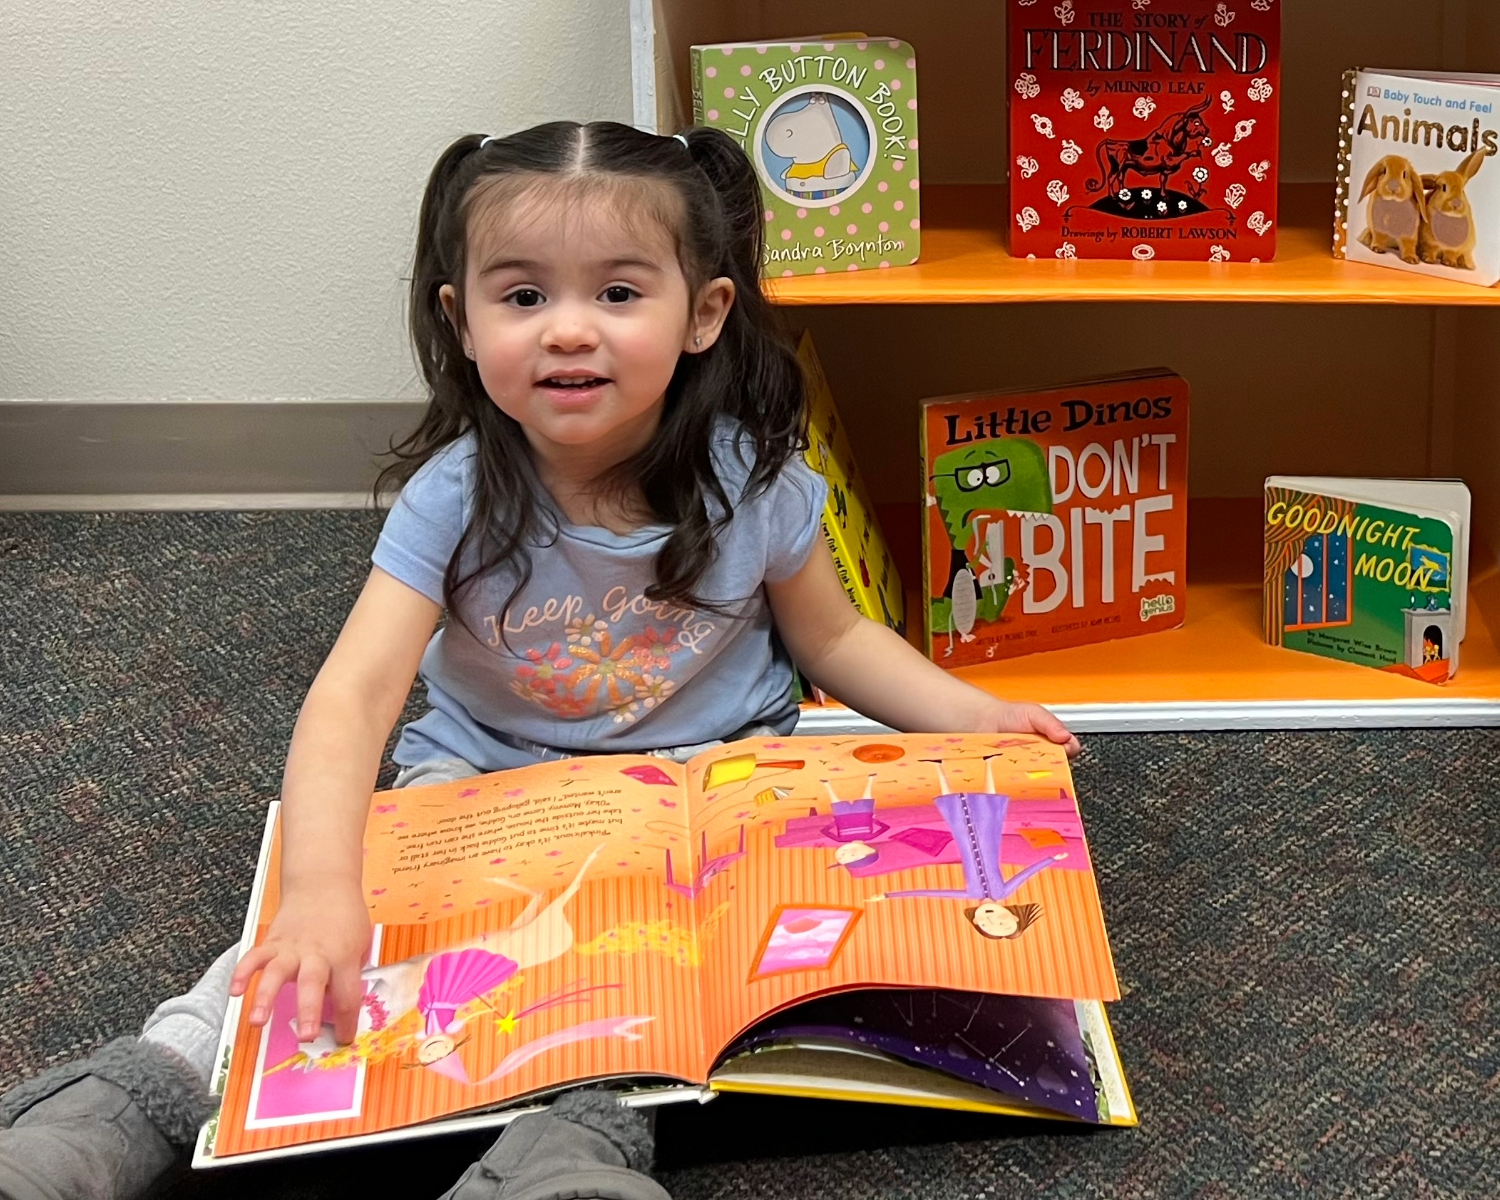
[
  {"left": 1007, "top": 0, "right": 1281, "bottom": 262},
  {"left": 1263, "top": 477, "right": 1471, "bottom": 683},
  {"left": 1335, "top": 68, "right": 1500, "bottom": 286},
  {"left": 196, "top": 735, "right": 1133, "bottom": 1165},
  {"left": 921, "top": 372, "right": 1189, "bottom": 669},
  {"left": 690, "top": 36, "right": 920, "bottom": 276},
  {"left": 799, "top": 331, "right": 906, "bottom": 635}
]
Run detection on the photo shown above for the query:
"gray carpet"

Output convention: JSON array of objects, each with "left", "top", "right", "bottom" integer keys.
[{"left": 2, "top": 510, "right": 1497, "bottom": 1199}]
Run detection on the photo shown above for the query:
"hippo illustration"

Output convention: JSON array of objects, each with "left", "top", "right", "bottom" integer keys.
[{"left": 764, "top": 93, "right": 862, "bottom": 199}]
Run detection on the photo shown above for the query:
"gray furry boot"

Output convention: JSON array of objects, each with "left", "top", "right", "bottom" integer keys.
[
  {"left": 437, "top": 1089, "right": 671, "bottom": 1200},
  {"left": 0, "top": 1037, "right": 217, "bottom": 1200}
]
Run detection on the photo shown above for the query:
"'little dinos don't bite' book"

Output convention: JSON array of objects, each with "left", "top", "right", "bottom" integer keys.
[
  {"left": 197, "top": 734, "right": 1133, "bottom": 1166},
  {"left": 1335, "top": 68, "right": 1500, "bottom": 287},
  {"left": 690, "top": 36, "right": 920, "bottom": 276},
  {"left": 921, "top": 372, "right": 1189, "bottom": 669},
  {"left": 1263, "top": 478, "right": 1471, "bottom": 684}
]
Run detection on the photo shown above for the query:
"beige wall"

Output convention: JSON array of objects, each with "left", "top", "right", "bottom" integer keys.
[{"left": 0, "top": 0, "right": 631, "bottom": 406}]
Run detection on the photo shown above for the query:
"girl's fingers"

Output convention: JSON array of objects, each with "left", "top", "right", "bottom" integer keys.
[
  {"left": 248, "top": 955, "right": 298, "bottom": 1027},
  {"left": 329, "top": 963, "right": 366, "bottom": 1045},
  {"left": 1025, "top": 705, "right": 1081, "bottom": 758},
  {"left": 294, "top": 958, "right": 332, "bottom": 1042},
  {"left": 228, "top": 944, "right": 276, "bottom": 997}
]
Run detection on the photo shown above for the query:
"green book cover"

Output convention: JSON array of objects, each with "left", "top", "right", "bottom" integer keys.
[
  {"left": 689, "top": 36, "right": 920, "bottom": 277},
  {"left": 1263, "top": 486, "right": 1459, "bottom": 683}
]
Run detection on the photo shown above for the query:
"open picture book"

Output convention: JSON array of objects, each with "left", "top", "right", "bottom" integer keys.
[{"left": 196, "top": 733, "right": 1134, "bottom": 1166}]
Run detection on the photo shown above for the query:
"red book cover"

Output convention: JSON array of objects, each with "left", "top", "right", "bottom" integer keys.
[
  {"left": 1007, "top": 0, "right": 1281, "bottom": 262},
  {"left": 920, "top": 371, "right": 1189, "bottom": 668}
]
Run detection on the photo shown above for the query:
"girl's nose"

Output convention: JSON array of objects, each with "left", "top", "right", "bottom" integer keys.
[{"left": 541, "top": 302, "right": 600, "bottom": 352}]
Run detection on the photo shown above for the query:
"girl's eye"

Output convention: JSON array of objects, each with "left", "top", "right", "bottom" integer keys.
[
  {"left": 602, "top": 285, "right": 637, "bottom": 304},
  {"left": 506, "top": 288, "right": 544, "bottom": 308}
]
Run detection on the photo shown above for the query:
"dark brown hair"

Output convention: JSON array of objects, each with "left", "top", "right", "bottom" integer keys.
[{"left": 374, "top": 122, "right": 807, "bottom": 635}]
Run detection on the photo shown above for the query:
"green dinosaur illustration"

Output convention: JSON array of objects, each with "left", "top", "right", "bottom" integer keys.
[{"left": 929, "top": 439, "right": 1053, "bottom": 634}]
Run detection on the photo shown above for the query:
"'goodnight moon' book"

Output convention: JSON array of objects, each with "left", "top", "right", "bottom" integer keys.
[
  {"left": 690, "top": 36, "right": 921, "bottom": 277},
  {"left": 1263, "top": 477, "right": 1471, "bottom": 683}
]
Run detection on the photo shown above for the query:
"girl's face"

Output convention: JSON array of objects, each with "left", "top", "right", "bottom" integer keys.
[
  {"left": 834, "top": 841, "right": 878, "bottom": 866},
  {"left": 971, "top": 901, "right": 1019, "bottom": 939},
  {"left": 443, "top": 182, "right": 733, "bottom": 466}
]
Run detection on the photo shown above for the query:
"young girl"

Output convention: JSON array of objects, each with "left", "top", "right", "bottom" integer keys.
[{"left": 0, "top": 120, "right": 1077, "bottom": 1200}]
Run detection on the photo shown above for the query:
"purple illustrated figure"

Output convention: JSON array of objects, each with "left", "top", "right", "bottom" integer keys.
[
  {"left": 878, "top": 757, "right": 1067, "bottom": 940},
  {"left": 777, "top": 773, "right": 1085, "bottom": 883},
  {"left": 664, "top": 825, "right": 746, "bottom": 899}
]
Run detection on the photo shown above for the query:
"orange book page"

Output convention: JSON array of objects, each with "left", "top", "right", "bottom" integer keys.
[
  {"left": 210, "top": 756, "right": 712, "bottom": 1160},
  {"left": 681, "top": 733, "right": 1119, "bottom": 1061}
]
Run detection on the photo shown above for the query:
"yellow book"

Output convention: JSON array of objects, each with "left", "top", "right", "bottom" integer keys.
[{"left": 798, "top": 331, "right": 907, "bottom": 635}]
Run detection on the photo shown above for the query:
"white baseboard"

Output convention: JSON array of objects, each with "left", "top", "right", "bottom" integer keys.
[{"left": 0, "top": 398, "right": 426, "bottom": 502}]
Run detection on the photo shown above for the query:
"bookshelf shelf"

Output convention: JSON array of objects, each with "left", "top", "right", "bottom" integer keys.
[
  {"left": 798, "top": 501, "right": 1500, "bottom": 733},
  {"left": 766, "top": 185, "right": 1500, "bottom": 307}
]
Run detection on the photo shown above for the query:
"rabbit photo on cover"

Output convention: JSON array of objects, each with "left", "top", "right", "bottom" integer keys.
[
  {"left": 1418, "top": 148, "right": 1488, "bottom": 270},
  {"left": 1358, "top": 154, "right": 1426, "bottom": 264}
]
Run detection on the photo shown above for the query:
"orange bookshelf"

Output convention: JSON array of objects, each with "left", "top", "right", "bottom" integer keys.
[
  {"left": 635, "top": 0, "right": 1500, "bottom": 729},
  {"left": 765, "top": 185, "right": 1500, "bottom": 308}
]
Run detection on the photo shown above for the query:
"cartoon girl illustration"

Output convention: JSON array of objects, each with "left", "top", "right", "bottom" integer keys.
[
  {"left": 877, "top": 758, "right": 1067, "bottom": 939},
  {"left": 305, "top": 844, "right": 607, "bottom": 1068}
]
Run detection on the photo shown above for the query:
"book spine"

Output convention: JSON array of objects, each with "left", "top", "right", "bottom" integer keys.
[
  {"left": 1332, "top": 69, "right": 1359, "bottom": 259},
  {"left": 918, "top": 403, "right": 935, "bottom": 661},
  {"left": 690, "top": 47, "right": 704, "bottom": 124}
]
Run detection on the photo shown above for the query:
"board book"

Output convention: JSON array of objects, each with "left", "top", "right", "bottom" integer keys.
[
  {"left": 196, "top": 734, "right": 1133, "bottom": 1165},
  {"left": 1007, "top": 0, "right": 1281, "bottom": 262},
  {"left": 920, "top": 371, "right": 1189, "bottom": 669},
  {"left": 799, "top": 330, "right": 906, "bottom": 636},
  {"left": 1263, "top": 477, "right": 1471, "bottom": 684},
  {"left": 1335, "top": 68, "right": 1500, "bottom": 287},
  {"left": 690, "top": 35, "right": 920, "bottom": 277}
]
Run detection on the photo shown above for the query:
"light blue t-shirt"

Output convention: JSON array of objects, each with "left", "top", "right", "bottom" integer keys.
[{"left": 372, "top": 423, "right": 828, "bottom": 771}]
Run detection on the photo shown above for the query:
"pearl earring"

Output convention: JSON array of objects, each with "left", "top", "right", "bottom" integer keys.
[
  {"left": 694, "top": 335, "right": 702, "bottom": 348},
  {"left": 464, "top": 347, "right": 474, "bottom": 360}
]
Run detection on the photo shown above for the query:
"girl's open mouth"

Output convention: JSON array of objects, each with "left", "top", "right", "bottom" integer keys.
[{"left": 540, "top": 376, "right": 610, "bottom": 391}]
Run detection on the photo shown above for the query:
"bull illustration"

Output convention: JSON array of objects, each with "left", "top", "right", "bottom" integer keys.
[{"left": 1086, "top": 96, "right": 1213, "bottom": 198}]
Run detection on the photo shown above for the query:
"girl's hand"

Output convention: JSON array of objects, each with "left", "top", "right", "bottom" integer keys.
[
  {"left": 982, "top": 701, "right": 1082, "bottom": 759},
  {"left": 228, "top": 882, "right": 373, "bottom": 1045}
]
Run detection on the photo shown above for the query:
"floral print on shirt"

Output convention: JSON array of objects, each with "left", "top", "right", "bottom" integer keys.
[{"left": 505, "top": 606, "right": 700, "bottom": 725}]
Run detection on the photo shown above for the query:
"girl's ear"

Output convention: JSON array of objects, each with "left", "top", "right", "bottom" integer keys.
[
  {"left": 438, "top": 283, "right": 472, "bottom": 357},
  {"left": 685, "top": 276, "right": 736, "bottom": 354}
]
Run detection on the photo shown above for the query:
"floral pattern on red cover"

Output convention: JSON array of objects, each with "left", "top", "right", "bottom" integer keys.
[{"left": 1007, "top": 0, "right": 1281, "bottom": 261}]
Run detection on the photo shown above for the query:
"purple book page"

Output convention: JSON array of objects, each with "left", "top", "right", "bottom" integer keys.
[{"left": 729, "top": 989, "right": 1101, "bottom": 1123}]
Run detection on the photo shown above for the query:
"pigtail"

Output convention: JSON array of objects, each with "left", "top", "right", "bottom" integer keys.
[
  {"left": 374, "top": 132, "right": 553, "bottom": 645},
  {"left": 681, "top": 127, "right": 808, "bottom": 484},
  {"left": 375, "top": 134, "right": 488, "bottom": 505},
  {"left": 636, "top": 127, "right": 807, "bottom": 610}
]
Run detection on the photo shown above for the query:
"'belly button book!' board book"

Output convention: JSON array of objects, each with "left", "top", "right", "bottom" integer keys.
[
  {"left": 195, "top": 734, "right": 1133, "bottom": 1166},
  {"left": 689, "top": 35, "right": 920, "bottom": 277},
  {"left": 1263, "top": 477, "right": 1471, "bottom": 684},
  {"left": 1334, "top": 68, "right": 1500, "bottom": 287}
]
